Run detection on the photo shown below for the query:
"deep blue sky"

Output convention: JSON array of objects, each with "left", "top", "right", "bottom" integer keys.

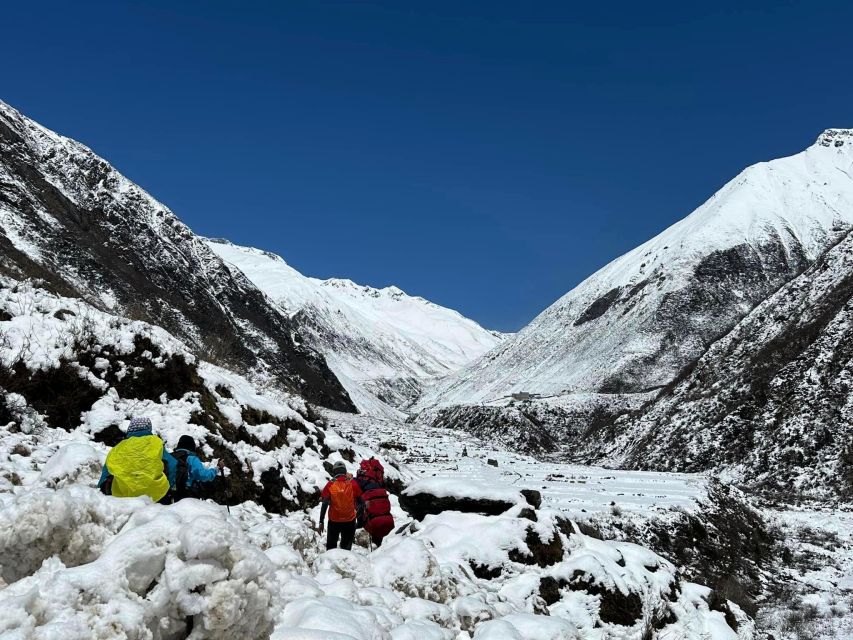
[{"left": 2, "top": 1, "right": 851, "bottom": 331}]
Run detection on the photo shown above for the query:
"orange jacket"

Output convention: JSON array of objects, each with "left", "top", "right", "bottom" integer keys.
[{"left": 321, "top": 476, "right": 363, "bottom": 522}]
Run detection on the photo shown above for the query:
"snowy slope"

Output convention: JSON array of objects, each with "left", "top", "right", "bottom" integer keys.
[
  {"left": 0, "top": 99, "right": 353, "bottom": 411},
  {"left": 207, "top": 240, "right": 504, "bottom": 416},
  {"left": 416, "top": 129, "right": 853, "bottom": 417}
]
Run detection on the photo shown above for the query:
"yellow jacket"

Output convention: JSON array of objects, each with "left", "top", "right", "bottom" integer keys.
[{"left": 105, "top": 434, "right": 171, "bottom": 502}]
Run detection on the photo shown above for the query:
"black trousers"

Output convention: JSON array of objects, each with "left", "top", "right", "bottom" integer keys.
[{"left": 326, "top": 519, "right": 356, "bottom": 550}]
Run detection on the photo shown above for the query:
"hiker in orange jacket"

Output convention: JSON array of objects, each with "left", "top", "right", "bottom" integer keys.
[{"left": 318, "top": 461, "right": 362, "bottom": 550}]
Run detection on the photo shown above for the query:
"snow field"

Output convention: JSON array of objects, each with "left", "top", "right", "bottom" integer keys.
[
  {"left": 0, "top": 281, "right": 749, "bottom": 638},
  {"left": 0, "top": 486, "right": 748, "bottom": 639}
]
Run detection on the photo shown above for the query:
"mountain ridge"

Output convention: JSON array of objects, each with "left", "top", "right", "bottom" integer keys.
[
  {"left": 0, "top": 98, "right": 354, "bottom": 411},
  {"left": 207, "top": 238, "right": 506, "bottom": 416}
]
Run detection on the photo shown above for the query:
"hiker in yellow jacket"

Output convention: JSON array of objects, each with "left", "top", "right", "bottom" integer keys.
[{"left": 97, "top": 417, "right": 177, "bottom": 503}]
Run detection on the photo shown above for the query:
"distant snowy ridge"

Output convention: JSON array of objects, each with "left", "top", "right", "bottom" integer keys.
[
  {"left": 416, "top": 128, "right": 853, "bottom": 417},
  {"left": 207, "top": 239, "right": 506, "bottom": 416}
]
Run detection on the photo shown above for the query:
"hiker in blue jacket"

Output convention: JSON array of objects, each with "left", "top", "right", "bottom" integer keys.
[{"left": 171, "top": 434, "right": 223, "bottom": 501}]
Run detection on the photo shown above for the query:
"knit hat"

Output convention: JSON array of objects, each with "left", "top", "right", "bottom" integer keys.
[
  {"left": 332, "top": 461, "right": 347, "bottom": 477},
  {"left": 176, "top": 435, "right": 197, "bottom": 452},
  {"left": 126, "top": 417, "right": 153, "bottom": 436}
]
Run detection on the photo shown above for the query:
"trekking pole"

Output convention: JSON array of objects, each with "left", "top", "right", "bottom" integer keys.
[{"left": 220, "top": 465, "right": 231, "bottom": 516}]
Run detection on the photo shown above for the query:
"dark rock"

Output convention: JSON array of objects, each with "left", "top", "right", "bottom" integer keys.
[
  {"left": 487, "top": 458, "right": 498, "bottom": 467},
  {"left": 707, "top": 586, "right": 740, "bottom": 631},
  {"left": 568, "top": 570, "right": 643, "bottom": 626},
  {"left": 508, "top": 526, "right": 564, "bottom": 567},
  {"left": 10, "top": 443, "right": 30, "bottom": 457},
  {"left": 52, "top": 308, "right": 76, "bottom": 320},
  {"left": 555, "top": 516, "right": 575, "bottom": 539},
  {"left": 521, "top": 489, "right": 542, "bottom": 509},
  {"left": 0, "top": 360, "right": 101, "bottom": 430},
  {"left": 400, "top": 491, "right": 516, "bottom": 521},
  {"left": 574, "top": 286, "right": 623, "bottom": 326},
  {"left": 576, "top": 520, "right": 604, "bottom": 540},
  {"left": 518, "top": 508, "right": 537, "bottom": 522},
  {"left": 470, "top": 562, "right": 502, "bottom": 579},
  {"left": 214, "top": 384, "right": 233, "bottom": 399},
  {"left": 92, "top": 424, "right": 125, "bottom": 447},
  {"left": 538, "top": 576, "right": 561, "bottom": 605},
  {"left": 651, "top": 606, "right": 678, "bottom": 630}
]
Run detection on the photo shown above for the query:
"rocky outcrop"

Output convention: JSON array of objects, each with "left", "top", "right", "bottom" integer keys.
[
  {"left": 0, "top": 280, "right": 391, "bottom": 513},
  {"left": 399, "top": 480, "right": 538, "bottom": 521},
  {"left": 400, "top": 491, "right": 516, "bottom": 521}
]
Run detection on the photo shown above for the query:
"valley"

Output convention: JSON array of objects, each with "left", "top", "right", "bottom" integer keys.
[{"left": 1, "top": 96, "right": 851, "bottom": 639}]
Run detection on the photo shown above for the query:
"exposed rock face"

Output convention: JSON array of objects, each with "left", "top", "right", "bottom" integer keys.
[
  {"left": 0, "top": 100, "right": 353, "bottom": 411},
  {"left": 421, "top": 404, "right": 561, "bottom": 455},
  {"left": 581, "top": 480, "right": 777, "bottom": 616},
  {"left": 399, "top": 480, "right": 539, "bottom": 521},
  {"left": 592, "top": 215, "right": 853, "bottom": 500},
  {"left": 507, "top": 526, "right": 564, "bottom": 568}
]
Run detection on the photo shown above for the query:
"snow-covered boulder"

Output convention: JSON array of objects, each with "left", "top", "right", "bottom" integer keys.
[{"left": 400, "top": 476, "right": 534, "bottom": 520}]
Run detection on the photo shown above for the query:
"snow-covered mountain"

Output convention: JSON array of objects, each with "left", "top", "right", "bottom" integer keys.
[
  {"left": 583, "top": 136, "right": 853, "bottom": 498},
  {"left": 0, "top": 99, "right": 353, "bottom": 411},
  {"left": 416, "top": 129, "right": 853, "bottom": 432},
  {"left": 207, "top": 240, "right": 505, "bottom": 416}
]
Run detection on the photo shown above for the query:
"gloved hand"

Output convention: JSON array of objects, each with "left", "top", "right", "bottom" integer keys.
[
  {"left": 318, "top": 521, "right": 325, "bottom": 535},
  {"left": 217, "top": 458, "right": 226, "bottom": 471}
]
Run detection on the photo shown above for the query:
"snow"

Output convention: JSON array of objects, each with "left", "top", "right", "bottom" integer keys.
[
  {"left": 0, "top": 496, "right": 278, "bottom": 639},
  {"left": 473, "top": 614, "right": 579, "bottom": 639},
  {"left": 207, "top": 239, "right": 505, "bottom": 416},
  {"left": 38, "top": 442, "right": 102, "bottom": 488},
  {"left": 0, "top": 328, "right": 748, "bottom": 640},
  {"left": 331, "top": 411, "right": 706, "bottom": 519}
]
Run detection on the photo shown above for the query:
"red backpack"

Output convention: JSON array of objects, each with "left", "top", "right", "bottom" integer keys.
[
  {"left": 358, "top": 458, "right": 394, "bottom": 538},
  {"left": 359, "top": 457, "right": 385, "bottom": 484}
]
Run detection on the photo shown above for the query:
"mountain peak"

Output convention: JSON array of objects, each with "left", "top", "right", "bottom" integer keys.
[{"left": 816, "top": 128, "right": 853, "bottom": 148}]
